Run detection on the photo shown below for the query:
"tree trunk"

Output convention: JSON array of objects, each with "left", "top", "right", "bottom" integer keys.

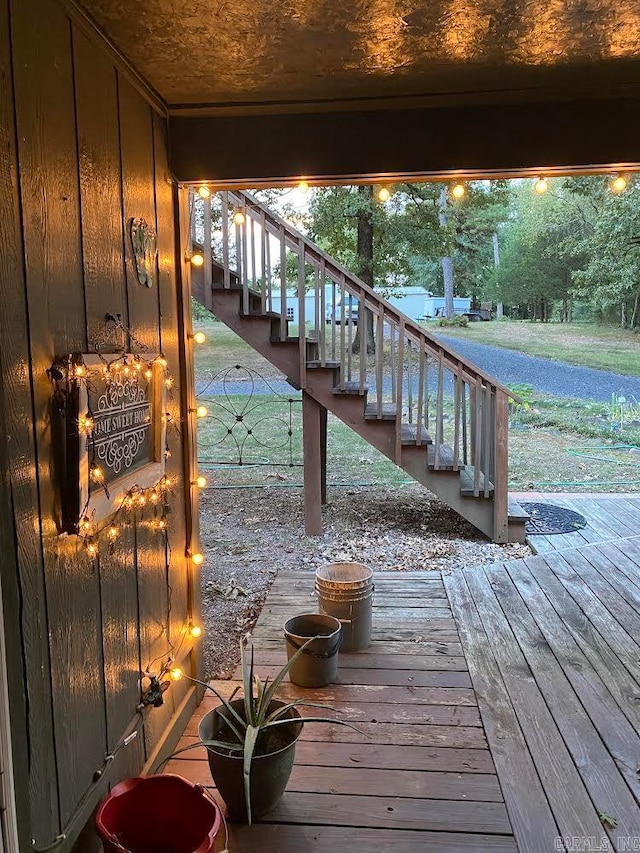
[
  {"left": 621, "top": 300, "right": 627, "bottom": 328},
  {"left": 352, "top": 185, "right": 375, "bottom": 354},
  {"left": 438, "top": 187, "right": 455, "bottom": 319},
  {"left": 631, "top": 290, "right": 640, "bottom": 329}
]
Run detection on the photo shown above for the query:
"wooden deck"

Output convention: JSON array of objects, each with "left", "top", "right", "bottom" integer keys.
[
  {"left": 169, "top": 571, "right": 517, "bottom": 852},
  {"left": 170, "top": 493, "right": 640, "bottom": 851}
]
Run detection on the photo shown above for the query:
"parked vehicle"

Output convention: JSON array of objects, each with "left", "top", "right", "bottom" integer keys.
[{"left": 326, "top": 298, "right": 359, "bottom": 325}]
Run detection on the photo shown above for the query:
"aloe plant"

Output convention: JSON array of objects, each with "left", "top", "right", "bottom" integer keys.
[{"left": 169, "top": 638, "right": 361, "bottom": 823}]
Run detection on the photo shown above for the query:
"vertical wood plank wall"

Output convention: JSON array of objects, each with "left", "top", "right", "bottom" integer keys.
[{"left": 0, "top": 0, "right": 197, "bottom": 847}]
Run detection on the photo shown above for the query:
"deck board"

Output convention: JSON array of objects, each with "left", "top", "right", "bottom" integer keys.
[
  {"left": 169, "top": 570, "right": 513, "bottom": 851},
  {"left": 448, "top": 535, "right": 640, "bottom": 853}
]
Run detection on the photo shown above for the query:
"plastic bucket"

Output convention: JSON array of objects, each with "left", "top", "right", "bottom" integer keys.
[
  {"left": 284, "top": 613, "right": 342, "bottom": 687},
  {"left": 316, "top": 562, "right": 374, "bottom": 651},
  {"left": 96, "top": 774, "right": 221, "bottom": 853}
]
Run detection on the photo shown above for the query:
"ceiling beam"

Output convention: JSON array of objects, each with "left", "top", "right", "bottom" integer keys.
[{"left": 169, "top": 97, "right": 640, "bottom": 185}]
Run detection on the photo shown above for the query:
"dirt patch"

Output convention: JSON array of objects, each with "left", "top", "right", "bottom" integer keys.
[{"left": 199, "top": 483, "right": 531, "bottom": 679}]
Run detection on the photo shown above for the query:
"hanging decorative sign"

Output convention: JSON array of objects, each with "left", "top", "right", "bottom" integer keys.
[
  {"left": 129, "top": 217, "right": 157, "bottom": 287},
  {"left": 60, "top": 353, "right": 167, "bottom": 531}
]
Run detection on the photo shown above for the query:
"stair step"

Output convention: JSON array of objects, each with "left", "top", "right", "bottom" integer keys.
[
  {"left": 364, "top": 403, "right": 397, "bottom": 420},
  {"left": 242, "top": 310, "right": 282, "bottom": 320},
  {"left": 307, "top": 360, "right": 341, "bottom": 370},
  {"left": 460, "top": 467, "right": 494, "bottom": 496},
  {"left": 271, "top": 336, "right": 318, "bottom": 346},
  {"left": 427, "top": 444, "right": 460, "bottom": 470},
  {"left": 507, "top": 497, "right": 530, "bottom": 522},
  {"left": 333, "top": 381, "right": 369, "bottom": 396},
  {"left": 401, "top": 424, "right": 432, "bottom": 445}
]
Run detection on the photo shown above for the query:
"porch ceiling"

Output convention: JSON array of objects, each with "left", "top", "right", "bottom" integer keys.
[{"left": 79, "top": 0, "right": 640, "bottom": 112}]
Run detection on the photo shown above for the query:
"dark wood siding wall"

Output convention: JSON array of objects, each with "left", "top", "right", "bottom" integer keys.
[{"left": 0, "top": 0, "right": 198, "bottom": 848}]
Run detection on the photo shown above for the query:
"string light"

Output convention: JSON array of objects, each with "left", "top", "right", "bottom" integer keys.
[
  {"left": 137, "top": 493, "right": 147, "bottom": 508},
  {"left": 611, "top": 174, "right": 628, "bottom": 193},
  {"left": 74, "top": 364, "right": 87, "bottom": 378},
  {"left": 233, "top": 210, "right": 246, "bottom": 226},
  {"left": 79, "top": 515, "right": 92, "bottom": 534},
  {"left": 196, "top": 185, "right": 211, "bottom": 199},
  {"left": 89, "top": 463, "right": 104, "bottom": 483},
  {"left": 192, "top": 475, "right": 207, "bottom": 488},
  {"left": 85, "top": 539, "right": 99, "bottom": 559},
  {"left": 79, "top": 415, "right": 94, "bottom": 433},
  {"left": 190, "top": 252, "right": 204, "bottom": 268},
  {"left": 169, "top": 667, "right": 184, "bottom": 681},
  {"left": 189, "top": 551, "right": 204, "bottom": 566},
  {"left": 297, "top": 179, "right": 309, "bottom": 193},
  {"left": 376, "top": 187, "right": 391, "bottom": 203},
  {"left": 144, "top": 368, "right": 153, "bottom": 380},
  {"left": 154, "top": 517, "right": 168, "bottom": 531},
  {"left": 159, "top": 475, "right": 171, "bottom": 491},
  {"left": 107, "top": 523, "right": 119, "bottom": 542},
  {"left": 189, "top": 624, "right": 203, "bottom": 639},
  {"left": 156, "top": 356, "right": 168, "bottom": 369},
  {"left": 165, "top": 376, "right": 174, "bottom": 389},
  {"left": 193, "top": 405, "right": 208, "bottom": 418},
  {"left": 149, "top": 489, "right": 160, "bottom": 505},
  {"left": 451, "top": 183, "right": 466, "bottom": 199},
  {"left": 190, "top": 331, "right": 207, "bottom": 344},
  {"left": 534, "top": 177, "right": 549, "bottom": 195}
]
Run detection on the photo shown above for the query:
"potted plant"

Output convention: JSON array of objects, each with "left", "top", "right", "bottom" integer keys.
[{"left": 171, "top": 638, "right": 360, "bottom": 823}]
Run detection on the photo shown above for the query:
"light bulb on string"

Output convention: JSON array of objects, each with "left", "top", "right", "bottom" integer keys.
[
  {"left": 169, "top": 667, "right": 183, "bottom": 681},
  {"left": 297, "top": 179, "right": 309, "bottom": 194},
  {"left": 156, "top": 356, "right": 168, "bottom": 369},
  {"left": 534, "top": 177, "right": 549, "bottom": 195},
  {"left": 144, "top": 368, "right": 153, "bottom": 381},
  {"left": 189, "top": 551, "right": 204, "bottom": 566},
  {"left": 79, "top": 515, "right": 92, "bottom": 534},
  {"left": 190, "top": 252, "right": 204, "bottom": 268},
  {"left": 189, "top": 623, "right": 203, "bottom": 639},
  {"left": 193, "top": 475, "right": 207, "bottom": 488},
  {"left": 79, "top": 415, "right": 94, "bottom": 433},
  {"left": 74, "top": 364, "right": 87, "bottom": 378},
  {"left": 165, "top": 376, "right": 174, "bottom": 389},
  {"left": 196, "top": 185, "right": 211, "bottom": 199},
  {"left": 611, "top": 174, "right": 628, "bottom": 193},
  {"left": 233, "top": 210, "right": 246, "bottom": 226},
  {"left": 90, "top": 463, "right": 104, "bottom": 483},
  {"left": 107, "top": 523, "right": 119, "bottom": 542},
  {"left": 85, "top": 540, "right": 99, "bottom": 559},
  {"left": 149, "top": 489, "right": 160, "bottom": 505},
  {"left": 193, "top": 405, "right": 208, "bottom": 418},
  {"left": 451, "top": 183, "right": 466, "bottom": 199},
  {"left": 191, "top": 331, "right": 207, "bottom": 344},
  {"left": 376, "top": 186, "right": 391, "bottom": 203}
]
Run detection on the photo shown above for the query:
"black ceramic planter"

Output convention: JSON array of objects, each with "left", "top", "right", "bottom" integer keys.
[{"left": 198, "top": 698, "right": 302, "bottom": 822}]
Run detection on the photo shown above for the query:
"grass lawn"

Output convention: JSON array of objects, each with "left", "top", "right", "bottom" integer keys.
[
  {"left": 426, "top": 319, "right": 640, "bottom": 377},
  {"left": 194, "top": 315, "right": 640, "bottom": 493}
]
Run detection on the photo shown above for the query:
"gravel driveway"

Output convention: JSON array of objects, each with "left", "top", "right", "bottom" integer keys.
[{"left": 438, "top": 335, "right": 640, "bottom": 403}]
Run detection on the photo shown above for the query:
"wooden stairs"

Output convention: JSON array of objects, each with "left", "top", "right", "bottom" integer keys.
[{"left": 188, "top": 190, "right": 528, "bottom": 544}]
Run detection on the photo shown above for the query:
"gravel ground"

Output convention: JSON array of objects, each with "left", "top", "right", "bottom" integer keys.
[
  {"left": 199, "top": 483, "right": 531, "bottom": 679},
  {"left": 438, "top": 335, "right": 640, "bottom": 403}
]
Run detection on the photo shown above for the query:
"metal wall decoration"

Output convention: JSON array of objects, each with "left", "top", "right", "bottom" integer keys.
[
  {"left": 59, "top": 353, "right": 167, "bottom": 530},
  {"left": 129, "top": 217, "right": 157, "bottom": 287},
  {"left": 196, "top": 365, "right": 302, "bottom": 470}
]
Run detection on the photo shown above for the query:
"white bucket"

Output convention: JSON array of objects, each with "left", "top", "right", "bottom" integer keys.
[{"left": 315, "top": 562, "right": 374, "bottom": 651}]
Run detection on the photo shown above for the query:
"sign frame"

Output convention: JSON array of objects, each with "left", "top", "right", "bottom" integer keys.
[{"left": 74, "top": 353, "right": 167, "bottom": 527}]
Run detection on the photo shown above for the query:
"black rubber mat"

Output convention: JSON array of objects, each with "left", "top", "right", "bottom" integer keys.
[{"left": 520, "top": 502, "right": 588, "bottom": 536}]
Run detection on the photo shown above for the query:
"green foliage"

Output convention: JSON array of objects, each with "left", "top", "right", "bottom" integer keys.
[{"left": 437, "top": 315, "right": 468, "bottom": 327}]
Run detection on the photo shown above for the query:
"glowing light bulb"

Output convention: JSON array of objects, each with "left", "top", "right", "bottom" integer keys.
[
  {"left": 297, "top": 180, "right": 309, "bottom": 193},
  {"left": 611, "top": 175, "right": 628, "bottom": 193},
  {"left": 190, "top": 253, "right": 204, "bottom": 268},
  {"left": 90, "top": 464, "right": 104, "bottom": 483},
  {"left": 191, "top": 331, "right": 206, "bottom": 344},
  {"left": 534, "top": 177, "right": 549, "bottom": 195},
  {"left": 107, "top": 524, "right": 119, "bottom": 542},
  {"left": 160, "top": 476, "right": 171, "bottom": 490},
  {"left": 197, "top": 185, "right": 211, "bottom": 199},
  {"left": 74, "top": 364, "right": 86, "bottom": 378},
  {"left": 144, "top": 368, "right": 153, "bottom": 381},
  {"left": 189, "top": 624, "right": 203, "bottom": 639},
  {"left": 452, "top": 183, "right": 466, "bottom": 199},
  {"left": 233, "top": 210, "right": 245, "bottom": 226},
  {"left": 155, "top": 517, "right": 168, "bottom": 531},
  {"left": 137, "top": 494, "right": 147, "bottom": 507},
  {"left": 79, "top": 516, "right": 92, "bottom": 533},
  {"left": 165, "top": 376, "right": 174, "bottom": 389},
  {"left": 85, "top": 540, "right": 99, "bottom": 559},
  {"left": 156, "top": 356, "right": 168, "bottom": 369},
  {"left": 195, "top": 405, "right": 208, "bottom": 418},
  {"left": 376, "top": 187, "right": 391, "bottom": 203},
  {"left": 193, "top": 475, "right": 207, "bottom": 488},
  {"left": 80, "top": 415, "right": 94, "bottom": 432},
  {"left": 169, "top": 667, "right": 183, "bottom": 681},
  {"left": 190, "top": 552, "right": 204, "bottom": 566},
  {"left": 125, "top": 496, "right": 135, "bottom": 509},
  {"left": 149, "top": 490, "right": 159, "bottom": 504}
]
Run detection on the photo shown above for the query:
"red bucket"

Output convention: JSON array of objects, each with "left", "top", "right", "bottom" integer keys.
[{"left": 96, "top": 775, "right": 222, "bottom": 853}]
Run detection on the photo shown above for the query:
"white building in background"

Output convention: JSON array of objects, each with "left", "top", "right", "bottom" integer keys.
[
  {"left": 423, "top": 294, "right": 472, "bottom": 318},
  {"left": 271, "top": 284, "right": 440, "bottom": 324}
]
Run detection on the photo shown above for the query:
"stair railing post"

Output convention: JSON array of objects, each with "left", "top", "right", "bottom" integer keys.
[
  {"left": 493, "top": 388, "right": 509, "bottom": 542},
  {"left": 260, "top": 212, "right": 268, "bottom": 314},
  {"left": 376, "top": 310, "right": 384, "bottom": 418},
  {"left": 279, "top": 225, "right": 287, "bottom": 341},
  {"left": 359, "top": 287, "right": 366, "bottom": 394},
  {"left": 473, "top": 380, "right": 482, "bottom": 497},
  {"left": 435, "top": 357, "right": 444, "bottom": 468},
  {"left": 221, "top": 191, "right": 230, "bottom": 289},
  {"left": 416, "top": 342, "right": 425, "bottom": 446},
  {"left": 240, "top": 204, "right": 249, "bottom": 315},
  {"left": 302, "top": 392, "right": 323, "bottom": 536},
  {"left": 453, "top": 373, "right": 460, "bottom": 470},
  {"left": 395, "top": 322, "right": 405, "bottom": 464},
  {"left": 298, "top": 238, "right": 307, "bottom": 390},
  {"left": 202, "top": 192, "right": 213, "bottom": 310},
  {"left": 339, "top": 276, "right": 346, "bottom": 391}
]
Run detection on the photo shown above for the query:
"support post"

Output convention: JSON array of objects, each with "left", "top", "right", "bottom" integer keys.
[
  {"left": 493, "top": 390, "right": 509, "bottom": 543},
  {"left": 302, "top": 392, "right": 323, "bottom": 535},
  {"left": 320, "top": 403, "right": 328, "bottom": 505}
]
